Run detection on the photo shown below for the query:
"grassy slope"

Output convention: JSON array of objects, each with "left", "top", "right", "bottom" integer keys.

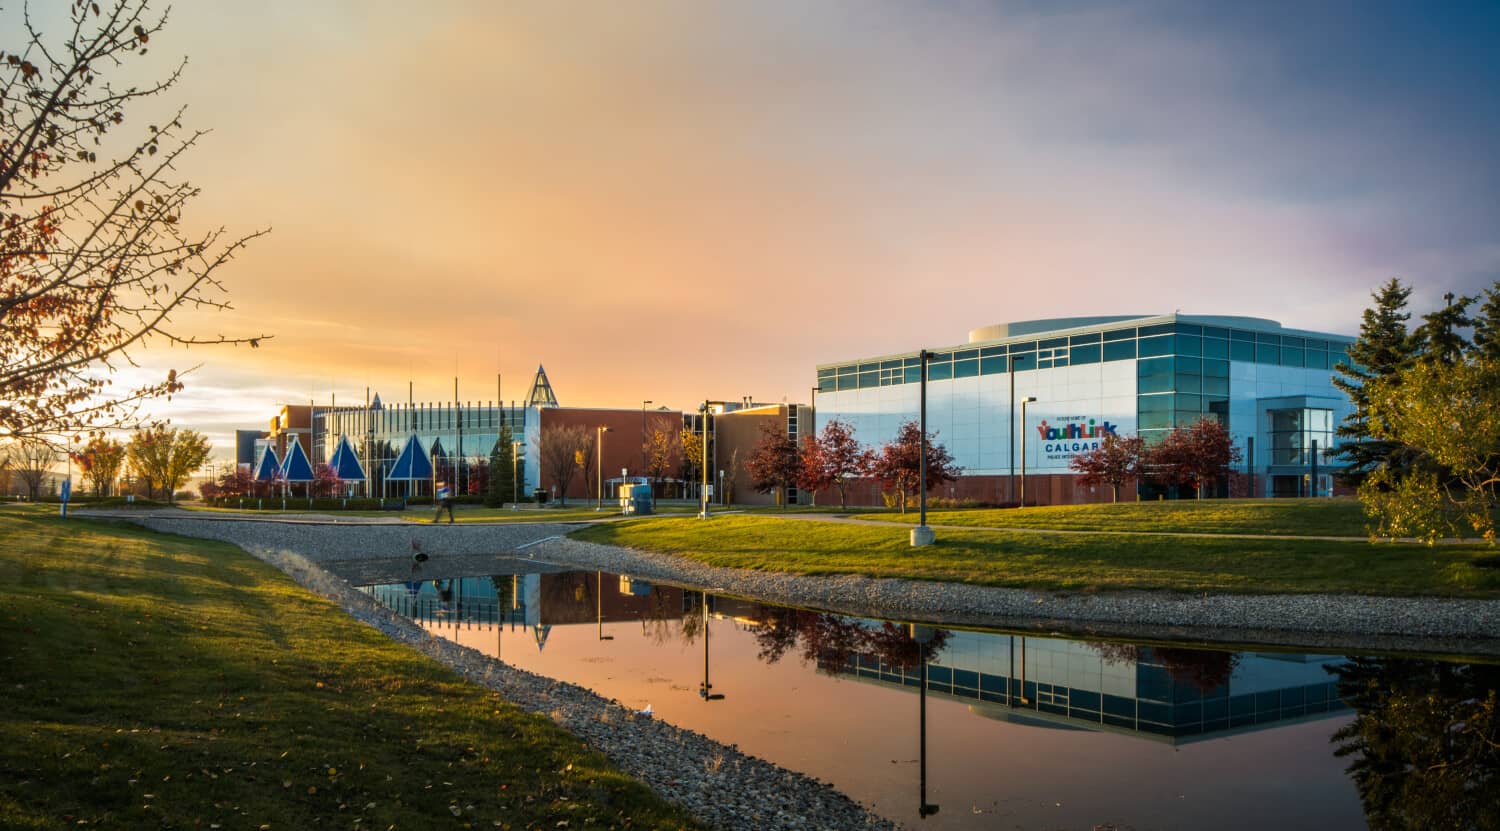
[
  {"left": 572, "top": 514, "right": 1500, "bottom": 597},
  {"left": 860, "top": 498, "right": 1371, "bottom": 537},
  {"left": 0, "top": 507, "right": 700, "bottom": 831}
]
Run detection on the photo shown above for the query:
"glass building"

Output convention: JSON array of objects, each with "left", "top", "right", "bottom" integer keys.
[{"left": 813, "top": 314, "right": 1356, "bottom": 501}]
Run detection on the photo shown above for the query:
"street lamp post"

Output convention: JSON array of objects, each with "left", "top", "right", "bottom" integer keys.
[
  {"left": 640, "top": 400, "right": 652, "bottom": 483},
  {"left": 511, "top": 440, "right": 521, "bottom": 511},
  {"left": 595, "top": 426, "right": 612, "bottom": 512},
  {"left": 1019, "top": 396, "right": 1037, "bottom": 508},
  {"left": 698, "top": 401, "right": 711, "bottom": 519},
  {"left": 912, "top": 350, "right": 935, "bottom": 547}
]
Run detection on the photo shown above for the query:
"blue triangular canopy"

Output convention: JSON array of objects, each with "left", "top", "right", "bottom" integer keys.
[
  {"left": 328, "top": 434, "right": 367, "bottom": 481},
  {"left": 388, "top": 434, "right": 433, "bottom": 480},
  {"left": 280, "top": 440, "right": 315, "bottom": 483},
  {"left": 253, "top": 447, "right": 281, "bottom": 482}
]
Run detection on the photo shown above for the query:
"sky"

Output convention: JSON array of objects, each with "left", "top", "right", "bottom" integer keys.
[{"left": 28, "top": 0, "right": 1500, "bottom": 457}]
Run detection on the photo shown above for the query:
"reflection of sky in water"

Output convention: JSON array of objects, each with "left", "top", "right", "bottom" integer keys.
[{"left": 362, "top": 573, "right": 1365, "bottom": 830}]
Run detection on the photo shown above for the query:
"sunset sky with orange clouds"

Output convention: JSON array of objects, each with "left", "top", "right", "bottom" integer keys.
[{"left": 36, "top": 1, "right": 1497, "bottom": 456}]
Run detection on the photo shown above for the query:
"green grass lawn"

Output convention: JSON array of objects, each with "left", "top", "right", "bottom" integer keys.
[
  {"left": 572, "top": 514, "right": 1500, "bottom": 597},
  {"left": 0, "top": 506, "right": 701, "bottom": 830},
  {"left": 861, "top": 498, "right": 1372, "bottom": 537}
]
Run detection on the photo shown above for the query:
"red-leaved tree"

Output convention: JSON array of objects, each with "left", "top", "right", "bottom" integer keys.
[
  {"left": 870, "top": 421, "right": 960, "bottom": 513},
  {"left": 212, "top": 465, "right": 254, "bottom": 499},
  {"left": 311, "top": 463, "right": 341, "bottom": 498},
  {"left": 797, "top": 419, "right": 873, "bottom": 510},
  {"left": 745, "top": 420, "right": 801, "bottom": 509},
  {"left": 1070, "top": 433, "right": 1145, "bottom": 502},
  {"left": 1146, "top": 418, "right": 1241, "bottom": 499}
]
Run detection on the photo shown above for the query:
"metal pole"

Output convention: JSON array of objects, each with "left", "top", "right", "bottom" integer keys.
[
  {"left": 1310, "top": 438, "right": 1319, "bottom": 498},
  {"left": 1246, "top": 436, "right": 1255, "bottom": 499},
  {"left": 596, "top": 426, "right": 611, "bottom": 511},
  {"left": 912, "top": 351, "right": 934, "bottom": 547},
  {"left": 512, "top": 440, "right": 521, "bottom": 510},
  {"left": 699, "top": 402, "right": 710, "bottom": 519},
  {"left": 1009, "top": 355, "right": 1016, "bottom": 503},
  {"left": 1020, "top": 397, "right": 1037, "bottom": 508},
  {"left": 920, "top": 352, "right": 928, "bottom": 527},
  {"left": 640, "top": 400, "right": 651, "bottom": 480}
]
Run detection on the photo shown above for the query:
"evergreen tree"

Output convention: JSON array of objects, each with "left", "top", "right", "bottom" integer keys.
[
  {"left": 1331, "top": 279, "right": 1421, "bottom": 482},
  {"left": 1468, "top": 282, "right": 1500, "bottom": 361},
  {"left": 1411, "top": 291, "right": 1474, "bottom": 366},
  {"left": 486, "top": 424, "right": 515, "bottom": 507}
]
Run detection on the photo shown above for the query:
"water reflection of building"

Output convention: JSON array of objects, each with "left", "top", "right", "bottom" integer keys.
[
  {"left": 360, "top": 571, "right": 689, "bottom": 650},
  {"left": 822, "top": 632, "right": 1348, "bottom": 744}
]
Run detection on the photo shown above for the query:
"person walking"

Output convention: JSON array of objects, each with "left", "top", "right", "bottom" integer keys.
[{"left": 433, "top": 481, "right": 455, "bottom": 524}]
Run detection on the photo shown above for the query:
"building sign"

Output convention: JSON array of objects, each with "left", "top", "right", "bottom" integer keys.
[{"left": 1036, "top": 416, "right": 1119, "bottom": 465}]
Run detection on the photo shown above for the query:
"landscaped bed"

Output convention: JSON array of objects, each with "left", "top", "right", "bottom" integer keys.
[{"left": 0, "top": 506, "right": 702, "bottom": 830}]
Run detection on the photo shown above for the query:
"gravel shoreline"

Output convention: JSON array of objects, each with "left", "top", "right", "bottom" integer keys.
[
  {"left": 83, "top": 511, "right": 1500, "bottom": 829},
  {"left": 105, "top": 511, "right": 1500, "bottom": 657},
  {"left": 206, "top": 535, "right": 898, "bottom": 830}
]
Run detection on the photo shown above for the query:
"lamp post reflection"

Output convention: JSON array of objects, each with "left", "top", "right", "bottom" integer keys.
[
  {"left": 597, "top": 570, "right": 613, "bottom": 641},
  {"left": 700, "top": 591, "right": 725, "bottom": 701},
  {"left": 910, "top": 623, "right": 940, "bottom": 819}
]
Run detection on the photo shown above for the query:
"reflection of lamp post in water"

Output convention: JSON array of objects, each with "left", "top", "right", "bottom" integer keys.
[
  {"left": 596, "top": 571, "right": 614, "bottom": 641},
  {"left": 699, "top": 591, "right": 724, "bottom": 701},
  {"left": 910, "top": 624, "right": 940, "bottom": 819},
  {"left": 1009, "top": 635, "right": 1029, "bottom": 706}
]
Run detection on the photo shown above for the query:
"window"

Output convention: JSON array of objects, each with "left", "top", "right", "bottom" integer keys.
[
  {"left": 955, "top": 349, "right": 979, "bottom": 361},
  {"left": 928, "top": 362, "right": 952, "bottom": 382},
  {"left": 980, "top": 357, "right": 1008, "bottom": 375},
  {"left": 1139, "top": 323, "right": 1175, "bottom": 337},
  {"left": 1103, "top": 339, "right": 1136, "bottom": 361},
  {"left": 980, "top": 345, "right": 1007, "bottom": 357},
  {"left": 1039, "top": 337, "right": 1069, "bottom": 349},
  {"left": 1070, "top": 343, "right": 1102, "bottom": 364},
  {"left": 1230, "top": 340, "right": 1254, "bottom": 362},
  {"left": 1103, "top": 327, "right": 1136, "bottom": 341},
  {"left": 1203, "top": 338, "right": 1229, "bottom": 359},
  {"left": 1009, "top": 352, "right": 1036, "bottom": 371},
  {"left": 953, "top": 358, "right": 979, "bottom": 378},
  {"left": 1070, "top": 332, "right": 1102, "bottom": 344},
  {"left": 1280, "top": 346, "right": 1305, "bottom": 367},
  {"left": 1139, "top": 356, "right": 1174, "bottom": 393},
  {"left": 1256, "top": 343, "right": 1278, "bottom": 364},
  {"left": 1175, "top": 334, "right": 1202, "bottom": 357},
  {"left": 1138, "top": 335, "right": 1172, "bottom": 358}
]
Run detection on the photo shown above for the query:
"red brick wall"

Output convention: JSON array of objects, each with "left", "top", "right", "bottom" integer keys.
[{"left": 538, "top": 407, "right": 684, "bottom": 501}]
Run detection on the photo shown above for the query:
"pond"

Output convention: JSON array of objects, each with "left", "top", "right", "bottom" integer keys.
[{"left": 356, "top": 567, "right": 1499, "bottom": 830}]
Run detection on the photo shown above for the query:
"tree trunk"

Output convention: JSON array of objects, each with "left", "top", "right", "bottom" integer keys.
[{"left": 1112, "top": 483, "right": 1120, "bottom": 503}]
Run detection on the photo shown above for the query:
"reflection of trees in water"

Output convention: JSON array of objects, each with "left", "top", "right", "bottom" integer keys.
[
  {"left": 1331, "top": 658, "right": 1500, "bottom": 831},
  {"left": 1088, "top": 642, "right": 1240, "bottom": 693},
  {"left": 639, "top": 588, "right": 687, "bottom": 646},
  {"left": 750, "top": 606, "right": 948, "bottom": 672}
]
